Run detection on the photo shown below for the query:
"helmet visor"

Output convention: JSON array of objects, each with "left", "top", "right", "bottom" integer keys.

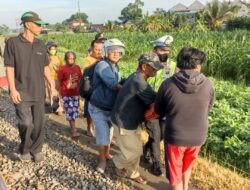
[{"left": 106, "top": 46, "right": 125, "bottom": 56}]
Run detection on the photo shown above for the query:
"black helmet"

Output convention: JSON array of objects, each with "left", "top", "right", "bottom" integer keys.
[{"left": 45, "top": 40, "right": 57, "bottom": 49}]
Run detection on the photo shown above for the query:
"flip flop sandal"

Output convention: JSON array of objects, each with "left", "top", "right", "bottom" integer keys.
[
  {"left": 110, "top": 139, "right": 116, "bottom": 145},
  {"left": 71, "top": 131, "right": 81, "bottom": 138},
  {"left": 115, "top": 168, "right": 127, "bottom": 177},
  {"left": 131, "top": 176, "right": 147, "bottom": 185},
  {"left": 106, "top": 155, "right": 113, "bottom": 160},
  {"left": 96, "top": 163, "right": 106, "bottom": 174},
  {"left": 96, "top": 167, "right": 105, "bottom": 174},
  {"left": 0, "top": 107, "right": 6, "bottom": 112},
  {"left": 86, "top": 131, "right": 94, "bottom": 137}
]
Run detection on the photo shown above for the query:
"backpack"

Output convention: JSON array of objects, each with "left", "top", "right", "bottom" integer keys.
[{"left": 79, "top": 61, "right": 99, "bottom": 99}]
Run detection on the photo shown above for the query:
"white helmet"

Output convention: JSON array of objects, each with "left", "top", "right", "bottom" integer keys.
[
  {"left": 151, "top": 35, "right": 174, "bottom": 48},
  {"left": 103, "top": 38, "right": 125, "bottom": 57}
]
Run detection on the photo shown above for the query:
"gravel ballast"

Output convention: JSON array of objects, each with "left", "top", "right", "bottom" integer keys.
[{"left": 0, "top": 91, "right": 132, "bottom": 190}]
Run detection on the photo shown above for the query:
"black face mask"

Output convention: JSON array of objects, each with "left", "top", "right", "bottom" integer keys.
[{"left": 158, "top": 54, "right": 168, "bottom": 62}]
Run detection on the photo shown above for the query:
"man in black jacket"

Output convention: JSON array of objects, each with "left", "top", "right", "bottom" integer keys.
[
  {"left": 155, "top": 47, "right": 215, "bottom": 190},
  {"left": 111, "top": 52, "right": 163, "bottom": 184}
]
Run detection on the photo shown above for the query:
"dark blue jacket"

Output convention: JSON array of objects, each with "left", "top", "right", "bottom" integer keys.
[
  {"left": 90, "top": 60, "right": 120, "bottom": 110},
  {"left": 111, "top": 72, "right": 156, "bottom": 130}
]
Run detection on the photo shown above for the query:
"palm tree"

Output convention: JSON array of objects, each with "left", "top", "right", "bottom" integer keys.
[
  {"left": 139, "top": 12, "right": 175, "bottom": 33},
  {"left": 203, "top": 0, "right": 240, "bottom": 30}
]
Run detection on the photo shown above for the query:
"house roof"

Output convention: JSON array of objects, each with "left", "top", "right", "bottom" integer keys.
[
  {"left": 169, "top": 3, "right": 189, "bottom": 12},
  {"left": 188, "top": 0, "right": 205, "bottom": 11},
  {"left": 230, "top": 0, "right": 249, "bottom": 17},
  {"left": 68, "top": 19, "right": 84, "bottom": 24}
]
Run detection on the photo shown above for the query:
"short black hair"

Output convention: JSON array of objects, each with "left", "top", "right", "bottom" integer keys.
[
  {"left": 90, "top": 39, "right": 104, "bottom": 48},
  {"left": 177, "top": 47, "right": 205, "bottom": 70},
  {"left": 64, "top": 51, "right": 76, "bottom": 61}
]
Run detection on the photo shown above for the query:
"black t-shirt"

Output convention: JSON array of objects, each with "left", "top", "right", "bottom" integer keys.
[
  {"left": 111, "top": 72, "right": 156, "bottom": 130},
  {"left": 4, "top": 34, "right": 49, "bottom": 101}
]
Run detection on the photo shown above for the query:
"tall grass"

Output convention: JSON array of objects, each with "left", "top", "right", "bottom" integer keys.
[{"left": 42, "top": 30, "right": 250, "bottom": 84}]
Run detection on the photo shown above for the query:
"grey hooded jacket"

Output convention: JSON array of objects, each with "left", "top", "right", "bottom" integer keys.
[{"left": 155, "top": 70, "right": 215, "bottom": 146}]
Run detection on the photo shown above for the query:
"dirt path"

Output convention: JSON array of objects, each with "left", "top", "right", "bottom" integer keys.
[{"left": 49, "top": 113, "right": 196, "bottom": 190}]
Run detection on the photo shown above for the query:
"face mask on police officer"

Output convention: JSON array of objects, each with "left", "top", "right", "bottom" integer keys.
[{"left": 158, "top": 54, "right": 168, "bottom": 62}]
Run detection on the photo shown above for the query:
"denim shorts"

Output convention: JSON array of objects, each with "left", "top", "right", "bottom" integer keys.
[{"left": 88, "top": 103, "right": 113, "bottom": 145}]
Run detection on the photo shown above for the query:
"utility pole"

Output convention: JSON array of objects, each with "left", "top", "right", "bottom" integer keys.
[
  {"left": 16, "top": 18, "right": 21, "bottom": 33},
  {"left": 78, "top": 0, "right": 81, "bottom": 16},
  {"left": 77, "top": 0, "right": 83, "bottom": 32}
]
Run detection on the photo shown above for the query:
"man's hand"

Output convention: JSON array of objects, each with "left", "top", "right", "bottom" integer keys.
[
  {"left": 10, "top": 88, "right": 21, "bottom": 104},
  {"left": 115, "top": 84, "right": 122, "bottom": 92}
]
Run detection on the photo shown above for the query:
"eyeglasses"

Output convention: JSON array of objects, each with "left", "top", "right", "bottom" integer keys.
[{"left": 109, "top": 51, "right": 122, "bottom": 55}]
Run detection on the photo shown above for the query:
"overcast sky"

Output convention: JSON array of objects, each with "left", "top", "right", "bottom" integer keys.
[{"left": 0, "top": 0, "right": 210, "bottom": 28}]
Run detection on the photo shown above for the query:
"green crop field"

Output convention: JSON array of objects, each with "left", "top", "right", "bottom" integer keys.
[
  {"left": 43, "top": 30, "right": 250, "bottom": 84},
  {"left": 42, "top": 30, "right": 250, "bottom": 176}
]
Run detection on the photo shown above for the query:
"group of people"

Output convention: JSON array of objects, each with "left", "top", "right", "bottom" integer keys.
[{"left": 3, "top": 11, "right": 215, "bottom": 190}]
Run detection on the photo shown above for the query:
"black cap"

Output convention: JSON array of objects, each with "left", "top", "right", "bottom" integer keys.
[{"left": 138, "top": 52, "right": 163, "bottom": 70}]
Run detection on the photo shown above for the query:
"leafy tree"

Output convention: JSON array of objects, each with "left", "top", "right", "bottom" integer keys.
[
  {"left": 153, "top": 8, "right": 168, "bottom": 17},
  {"left": 73, "top": 25, "right": 86, "bottom": 33},
  {"left": 119, "top": 0, "right": 144, "bottom": 21},
  {"left": 174, "top": 15, "right": 188, "bottom": 28},
  {"left": 226, "top": 16, "right": 250, "bottom": 30},
  {"left": 55, "top": 23, "right": 69, "bottom": 33},
  {"left": 63, "top": 12, "right": 89, "bottom": 24},
  {"left": 106, "top": 20, "right": 116, "bottom": 31},
  {"left": 203, "top": 0, "right": 240, "bottom": 30},
  {"left": 240, "top": 0, "right": 250, "bottom": 8},
  {"left": 192, "top": 13, "right": 209, "bottom": 32},
  {"left": 0, "top": 25, "right": 10, "bottom": 35},
  {"left": 139, "top": 12, "right": 175, "bottom": 33}
]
